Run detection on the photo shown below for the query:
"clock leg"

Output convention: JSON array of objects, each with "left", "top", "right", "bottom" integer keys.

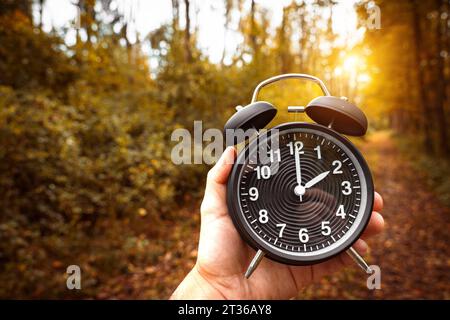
[
  {"left": 244, "top": 249, "right": 265, "bottom": 279},
  {"left": 346, "top": 247, "right": 373, "bottom": 274}
]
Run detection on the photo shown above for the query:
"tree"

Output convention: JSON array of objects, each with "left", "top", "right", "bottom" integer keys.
[
  {"left": 183, "top": 0, "right": 192, "bottom": 63},
  {"left": 0, "top": 0, "right": 32, "bottom": 21}
]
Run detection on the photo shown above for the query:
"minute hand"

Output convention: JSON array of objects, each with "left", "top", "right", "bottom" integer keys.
[
  {"left": 304, "top": 171, "right": 330, "bottom": 189},
  {"left": 294, "top": 146, "right": 302, "bottom": 187},
  {"left": 293, "top": 145, "right": 303, "bottom": 201}
]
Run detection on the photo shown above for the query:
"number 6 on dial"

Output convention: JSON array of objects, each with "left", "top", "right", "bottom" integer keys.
[{"left": 298, "top": 228, "right": 309, "bottom": 243}]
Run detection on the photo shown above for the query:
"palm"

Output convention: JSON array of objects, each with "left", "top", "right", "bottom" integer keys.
[{"left": 198, "top": 199, "right": 365, "bottom": 299}]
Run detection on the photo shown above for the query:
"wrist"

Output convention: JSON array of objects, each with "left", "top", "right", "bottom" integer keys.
[{"left": 170, "top": 265, "right": 226, "bottom": 300}]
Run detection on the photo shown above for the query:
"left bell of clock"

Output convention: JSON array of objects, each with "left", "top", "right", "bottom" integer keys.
[{"left": 224, "top": 101, "right": 277, "bottom": 145}]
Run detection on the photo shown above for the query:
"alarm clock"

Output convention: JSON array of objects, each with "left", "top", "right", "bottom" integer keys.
[{"left": 224, "top": 74, "right": 374, "bottom": 278}]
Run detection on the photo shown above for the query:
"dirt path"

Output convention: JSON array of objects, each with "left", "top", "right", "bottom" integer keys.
[{"left": 302, "top": 131, "right": 450, "bottom": 299}]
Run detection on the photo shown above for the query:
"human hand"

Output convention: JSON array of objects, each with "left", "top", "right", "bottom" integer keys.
[{"left": 171, "top": 147, "right": 384, "bottom": 299}]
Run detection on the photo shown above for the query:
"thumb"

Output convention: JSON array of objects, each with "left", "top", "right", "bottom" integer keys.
[
  {"left": 201, "top": 146, "right": 236, "bottom": 218},
  {"left": 207, "top": 146, "right": 236, "bottom": 184}
]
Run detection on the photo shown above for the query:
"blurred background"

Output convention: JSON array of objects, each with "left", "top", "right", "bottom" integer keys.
[{"left": 0, "top": 0, "right": 449, "bottom": 299}]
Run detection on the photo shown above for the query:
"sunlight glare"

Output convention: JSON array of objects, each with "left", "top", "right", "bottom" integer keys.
[{"left": 343, "top": 55, "right": 361, "bottom": 72}]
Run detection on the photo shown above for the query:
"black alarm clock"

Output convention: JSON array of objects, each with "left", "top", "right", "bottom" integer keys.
[{"left": 224, "top": 74, "right": 374, "bottom": 278}]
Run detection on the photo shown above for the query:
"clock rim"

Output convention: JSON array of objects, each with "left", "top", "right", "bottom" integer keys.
[{"left": 226, "top": 122, "right": 374, "bottom": 266}]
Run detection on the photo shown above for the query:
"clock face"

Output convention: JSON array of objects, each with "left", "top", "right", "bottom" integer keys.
[{"left": 227, "top": 122, "right": 374, "bottom": 265}]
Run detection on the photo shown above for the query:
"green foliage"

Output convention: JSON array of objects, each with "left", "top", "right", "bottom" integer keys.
[
  {"left": 395, "top": 134, "right": 450, "bottom": 207},
  {"left": 0, "top": 11, "right": 204, "bottom": 297},
  {"left": 0, "top": 1, "right": 276, "bottom": 297},
  {"left": 0, "top": 11, "right": 76, "bottom": 89}
]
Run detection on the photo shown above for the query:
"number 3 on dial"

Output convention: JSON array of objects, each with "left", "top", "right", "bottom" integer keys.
[{"left": 341, "top": 181, "right": 352, "bottom": 195}]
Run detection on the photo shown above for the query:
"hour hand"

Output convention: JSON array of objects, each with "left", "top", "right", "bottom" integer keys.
[{"left": 304, "top": 171, "right": 330, "bottom": 189}]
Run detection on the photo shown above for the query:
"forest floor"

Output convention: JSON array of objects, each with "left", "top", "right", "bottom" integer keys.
[{"left": 97, "top": 131, "right": 450, "bottom": 299}]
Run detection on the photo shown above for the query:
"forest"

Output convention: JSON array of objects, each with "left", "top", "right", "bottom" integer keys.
[{"left": 0, "top": 0, "right": 449, "bottom": 299}]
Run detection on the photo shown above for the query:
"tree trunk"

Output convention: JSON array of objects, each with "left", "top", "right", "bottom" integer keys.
[
  {"left": 278, "top": 7, "right": 289, "bottom": 73},
  {"left": 183, "top": 0, "right": 192, "bottom": 63},
  {"left": 411, "top": 0, "right": 433, "bottom": 152},
  {"left": 171, "top": 0, "right": 179, "bottom": 32},
  {"left": 39, "top": 0, "right": 44, "bottom": 29},
  {"left": 432, "top": 0, "right": 449, "bottom": 155},
  {"left": 221, "top": 0, "right": 233, "bottom": 66},
  {"left": 250, "top": 0, "right": 258, "bottom": 60},
  {"left": 297, "top": 3, "right": 307, "bottom": 72}
]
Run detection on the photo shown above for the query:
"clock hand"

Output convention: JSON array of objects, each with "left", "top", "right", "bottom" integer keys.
[
  {"left": 304, "top": 171, "right": 330, "bottom": 189},
  {"left": 293, "top": 144, "right": 303, "bottom": 201}
]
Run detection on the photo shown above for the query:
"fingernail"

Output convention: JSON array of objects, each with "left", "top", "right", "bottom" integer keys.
[{"left": 222, "top": 146, "right": 235, "bottom": 165}]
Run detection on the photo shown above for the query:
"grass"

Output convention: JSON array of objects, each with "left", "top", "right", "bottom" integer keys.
[{"left": 393, "top": 133, "right": 450, "bottom": 207}]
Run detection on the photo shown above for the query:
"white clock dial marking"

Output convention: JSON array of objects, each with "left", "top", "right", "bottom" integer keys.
[{"left": 236, "top": 127, "right": 368, "bottom": 258}]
